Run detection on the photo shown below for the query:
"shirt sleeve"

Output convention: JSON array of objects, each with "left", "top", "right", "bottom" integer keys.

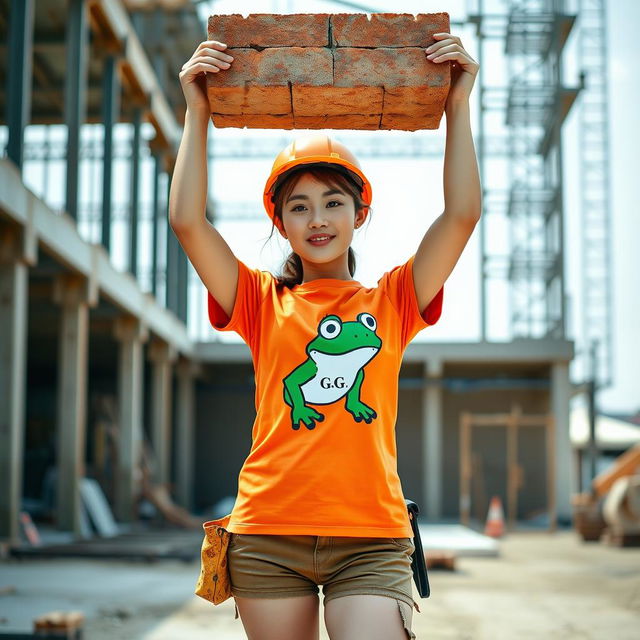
[
  {"left": 206, "top": 258, "right": 272, "bottom": 346},
  {"left": 378, "top": 253, "right": 444, "bottom": 348}
]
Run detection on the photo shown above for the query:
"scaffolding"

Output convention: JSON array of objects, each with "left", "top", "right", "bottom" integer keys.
[
  {"left": 468, "top": 0, "right": 612, "bottom": 391},
  {"left": 577, "top": 0, "right": 613, "bottom": 390}
]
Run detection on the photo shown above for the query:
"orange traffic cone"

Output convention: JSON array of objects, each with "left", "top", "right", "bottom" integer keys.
[{"left": 484, "top": 496, "right": 505, "bottom": 538}]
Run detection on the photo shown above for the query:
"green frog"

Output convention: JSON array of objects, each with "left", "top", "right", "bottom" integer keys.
[{"left": 283, "top": 312, "right": 381, "bottom": 430}]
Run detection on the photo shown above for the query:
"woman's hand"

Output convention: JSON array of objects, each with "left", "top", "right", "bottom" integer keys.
[
  {"left": 179, "top": 40, "right": 235, "bottom": 114},
  {"left": 425, "top": 32, "right": 479, "bottom": 110}
]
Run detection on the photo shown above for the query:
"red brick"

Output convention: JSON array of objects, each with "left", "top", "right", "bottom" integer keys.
[
  {"left": 207, "top": 47, "right": 332, "bottom": 86},
  {"left": 293, "top": 114, "right": 381, "bottom": 130},
  {"left": 382, "top": 113, "right": 443, "bottom": 130},
  {"left": 331, "top": 13, "right": 449, "bottom": 48},
  {"left": 208, "top": 13, "right": 330, "bottom": 47},
  {"left": 334, "top": 48, "right": 440, "bottom": 88},
  {"left": 207, "top": 86, "right": 291, "bottom": 115},
  {"left": 211, "top": 113, "right": 295, "bottom": 129},
  {"left": 383, "top": 85, "right": 449, "bottom": 115},
  {"left": 292, "top": 86, "right": 383, "bottom": 117}
]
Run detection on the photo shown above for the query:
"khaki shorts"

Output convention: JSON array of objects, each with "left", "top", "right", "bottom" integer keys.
[{"left": 228, "top": 533, "right": 419, "bottom": 635}]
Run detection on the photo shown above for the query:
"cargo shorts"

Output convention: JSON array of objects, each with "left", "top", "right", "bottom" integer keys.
[{"left": 227, "top": 533, "right": 420, "bottom": 638}]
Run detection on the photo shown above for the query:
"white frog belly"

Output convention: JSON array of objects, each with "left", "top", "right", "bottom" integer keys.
[{"left": 301, "top": 347, "right": 379, "bottom": 404}]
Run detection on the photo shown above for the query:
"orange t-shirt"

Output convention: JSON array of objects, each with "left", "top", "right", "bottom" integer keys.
[{"left": 207, "top": 253, "right": 443, "bottom": 537}]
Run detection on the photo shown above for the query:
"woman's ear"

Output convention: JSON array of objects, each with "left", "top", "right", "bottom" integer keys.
[{"left": 355, "top": 206, "right": 368, "bottom": 228}]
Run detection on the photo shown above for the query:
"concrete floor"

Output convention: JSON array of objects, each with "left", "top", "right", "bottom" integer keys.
[{"left": 1, "top": 528, "right": 639, "bottom": 639}]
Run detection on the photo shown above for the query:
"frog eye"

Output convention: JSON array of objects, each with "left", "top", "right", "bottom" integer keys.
[
  {"left": 319, "top": 317, "right": 342, "bottom": 340},
  {"left": 358, "top": 312, "right": 377, "bottom": 331}
]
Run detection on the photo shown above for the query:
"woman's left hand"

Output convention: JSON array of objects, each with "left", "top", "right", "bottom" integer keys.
[{"left": 425, "top": 32, "right": 479, "bottom": 110}]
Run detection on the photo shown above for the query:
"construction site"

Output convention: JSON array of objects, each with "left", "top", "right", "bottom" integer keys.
[{"left": 1, "top": 0, "right": 639, "bottom": 638}]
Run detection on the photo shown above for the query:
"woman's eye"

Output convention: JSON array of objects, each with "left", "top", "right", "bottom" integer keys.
[{"left": 290, "top": 201, "right": 341, "bottom": 212}]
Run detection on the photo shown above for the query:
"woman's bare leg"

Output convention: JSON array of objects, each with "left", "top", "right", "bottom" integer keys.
[
  {"left": 324, "top": 594, "right": 413, "bottom": 640},
  {"left": 234, "top": 593, "right": 320, "bottom": 640}
]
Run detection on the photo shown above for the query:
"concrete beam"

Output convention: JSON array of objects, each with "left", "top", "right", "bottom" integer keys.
[
  {"left": 194, "top": 338, "right": 575, "bottom": 366},
  {"left": 122, "top": 0, "right": 192, "bottom": 9}
]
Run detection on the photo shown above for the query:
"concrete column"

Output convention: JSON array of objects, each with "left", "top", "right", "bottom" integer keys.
[
  {"left": 101, "top": 52, "right": 121, "bottom": 253},
  {"left": 166, "top": 214, "right": 178, "bottom": 314},
  {"left": 0, "top": 226, "right": 30, "bottom": 543},
  {"left": 52, "top": 273, "right": 93, "bottom": 534},
  {"left": 175, "top": 359, "right": 202, "bottom": 510},
  {"left": 150, "top": 150, "right": 164, "bottom": 299},
  {"left": 129, "top": 106, "right": 142, "bottom": 278},
  {"left": 63, "top": 0, "right": 89, "bottom": 222},
  {"left": 113, "top": 315, "right": 148, "bottom": 523},
  {"left": 147, "top": 339, "right": 177, "bottom": 487},
  {"left": 6, "top": 0, "right": 34, "bottom": 171},
  {"left": 551, "top": 361, "right": 573, "bottom": 524},
  {"left": 423, "top": 358, "right": 443, "bottom": 520}
]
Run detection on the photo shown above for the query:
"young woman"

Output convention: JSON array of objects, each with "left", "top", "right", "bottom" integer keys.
[{"left": 171, "top": 32, "right": 480, "bottom": 640}]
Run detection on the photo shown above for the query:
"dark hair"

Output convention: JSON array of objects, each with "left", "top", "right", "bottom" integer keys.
[{"left": 263, "top": 165, "right": 373, "bottom": 289}]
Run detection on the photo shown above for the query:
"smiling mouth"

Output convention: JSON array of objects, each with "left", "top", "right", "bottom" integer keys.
[{"left": 308, "top": 235, "right": 335, "bottom": 244}]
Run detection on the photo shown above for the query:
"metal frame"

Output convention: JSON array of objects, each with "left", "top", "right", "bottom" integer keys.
[{"left": 468, "top": 0, "right": 611, "bottom": 391}]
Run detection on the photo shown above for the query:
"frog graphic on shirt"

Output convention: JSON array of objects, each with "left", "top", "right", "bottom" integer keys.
[{"left": 282, "top": 313, "right": 382, "bottom": 430}]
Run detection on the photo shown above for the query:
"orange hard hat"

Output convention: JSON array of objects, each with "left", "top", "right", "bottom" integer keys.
[{"left": 263, "top": 135, "right": 373, "bottom": 224}]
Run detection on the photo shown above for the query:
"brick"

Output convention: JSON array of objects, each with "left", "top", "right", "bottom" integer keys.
[
  {"left": 293, "top": 114, "right": 381, "bottom": 130},
  {"left": 334, "top": 48, "right": 438, "bottom": 88},
  {"left": 292, "top": 86, "right": 384, "bottom": 117},
  {"left": 331, "top": 13, "right": 449, "bottom": 48},
  {"left": 207, "top": 47, "right": 332, "bottom": 86},
  {"left": 206, "top": 12, "right": 451, "bottom": 131},
  {"left": 381, "top": 113, "right": 442, "bottom": 131},
  {"left": 211, "top": 113, "right": 295, "bottom": 129},
  {"left": 208, "top": 13, "right": 330, "bottom": 48},
  {"left": 208, "top": 87, "right": 291, "bottom": 115},
  {"left": 383, "top": 86, "right": 448, "bottom": 115}
]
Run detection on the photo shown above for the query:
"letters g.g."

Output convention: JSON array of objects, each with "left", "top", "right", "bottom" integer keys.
[{"left": 320, "top": 376, "right": 346, "bottom": 389}]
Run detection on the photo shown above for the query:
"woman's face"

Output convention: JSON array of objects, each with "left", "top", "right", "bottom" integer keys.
[{"left": 279, "top": 172, "right": 366, "bottom": 265}]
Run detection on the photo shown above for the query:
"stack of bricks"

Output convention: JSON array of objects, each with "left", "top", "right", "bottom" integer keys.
[{"left": 206, "top": 12, "right": 450, "bottom": 131}]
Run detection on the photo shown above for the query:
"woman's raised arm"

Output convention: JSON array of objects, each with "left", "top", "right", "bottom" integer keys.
[{"left": 169, "top": 41, "right": 239, "bottom": 319}]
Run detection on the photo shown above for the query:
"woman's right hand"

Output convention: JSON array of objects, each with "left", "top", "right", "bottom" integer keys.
[{"left": 179, "top": 40, "right": 234, "bottom": 114}]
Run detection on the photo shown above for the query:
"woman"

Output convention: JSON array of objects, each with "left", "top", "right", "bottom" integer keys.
[{"left": 171, "top": 31, "right": 480, "bottom": 640}]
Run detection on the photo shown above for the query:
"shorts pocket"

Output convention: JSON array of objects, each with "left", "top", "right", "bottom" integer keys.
[{"left": 388, "top": 537, "right": 415, "bottom": 551}]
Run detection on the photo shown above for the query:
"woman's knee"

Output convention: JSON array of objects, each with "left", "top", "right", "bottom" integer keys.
[{"left": 234, "top": 593, "right": 320, "bottom": 640}]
